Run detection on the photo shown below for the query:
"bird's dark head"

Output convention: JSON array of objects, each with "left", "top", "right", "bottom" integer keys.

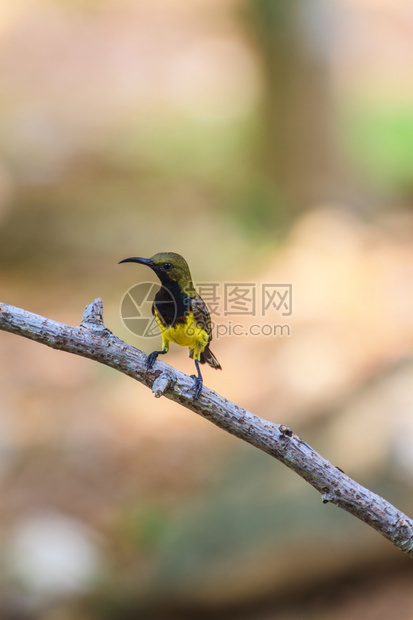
[{"left": 119, "top": 252, "right": 195, "bottom": 292}]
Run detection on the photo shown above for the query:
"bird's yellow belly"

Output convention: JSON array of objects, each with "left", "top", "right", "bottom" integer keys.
[{"left": 156, "top": 311, "right": 209, "bottom": 359}]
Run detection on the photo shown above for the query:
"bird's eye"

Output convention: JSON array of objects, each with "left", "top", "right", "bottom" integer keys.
[{"left": 163, "top": 262, "right": 172, "bottom": 271}]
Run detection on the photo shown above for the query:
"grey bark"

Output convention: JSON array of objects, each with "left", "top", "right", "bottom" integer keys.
[{"left": 0, "top": 298, "right": 412, "bottom": 557}]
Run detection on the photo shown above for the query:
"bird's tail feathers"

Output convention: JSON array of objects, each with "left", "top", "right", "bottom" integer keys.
[{"left": 199, "top": 346, "right": 222, "bottom": 370}]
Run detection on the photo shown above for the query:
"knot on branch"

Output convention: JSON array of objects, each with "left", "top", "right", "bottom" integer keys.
[
  {"left": 152, "top": 372, "right": 174, "bottom": 398},
  {"left": 279, "top": 424, "right": 293, "bottom": 438},
  {"left": 322, "top": 490, "right": 342, "bottom": 505},
  {"left": 81, "top": 298, "right": 110, "bottom": 334}
]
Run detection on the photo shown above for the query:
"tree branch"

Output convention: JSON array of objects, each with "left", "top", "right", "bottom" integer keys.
[{"left": 1, "top": 298, "right": 412, "bottom": 557}]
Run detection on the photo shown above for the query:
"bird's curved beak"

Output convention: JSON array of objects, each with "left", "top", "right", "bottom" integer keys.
[{"left": 118, "top": 257, "right": 153, "bottom": 266}]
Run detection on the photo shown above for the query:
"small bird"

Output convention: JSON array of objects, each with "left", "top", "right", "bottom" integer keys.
[{"left": 119, "top": 252, "right": 221, "bottom": 399}]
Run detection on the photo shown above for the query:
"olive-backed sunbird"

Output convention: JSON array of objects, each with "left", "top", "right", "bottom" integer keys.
[{"left": 119, "top": 252, "right": 221, "bottom": 399}]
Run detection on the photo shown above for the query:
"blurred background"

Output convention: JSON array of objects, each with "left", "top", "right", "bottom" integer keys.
[{"left": 1, "top": 0, "right": 413, "bottom": 618}]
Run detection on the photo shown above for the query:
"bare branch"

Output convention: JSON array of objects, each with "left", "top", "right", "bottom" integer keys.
[{"left": 1, "top": 298, "right": 413, "bottom": 557}]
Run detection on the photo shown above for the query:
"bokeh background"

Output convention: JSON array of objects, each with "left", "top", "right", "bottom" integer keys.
[{"left": 1, "top": 1, "right": 413, "bottom": 618}]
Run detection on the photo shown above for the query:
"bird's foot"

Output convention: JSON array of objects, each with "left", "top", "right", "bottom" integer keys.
[
  {"left": 146, "top": 351, "right": 159, "bottom": 371},
  {"left": 190, "top": 374, "right": 203, "bottom": 400}
]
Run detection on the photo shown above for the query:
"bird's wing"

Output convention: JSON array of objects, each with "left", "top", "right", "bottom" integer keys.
[{"left": 190, "top": 297, "right": 213, "bottom": 340}]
